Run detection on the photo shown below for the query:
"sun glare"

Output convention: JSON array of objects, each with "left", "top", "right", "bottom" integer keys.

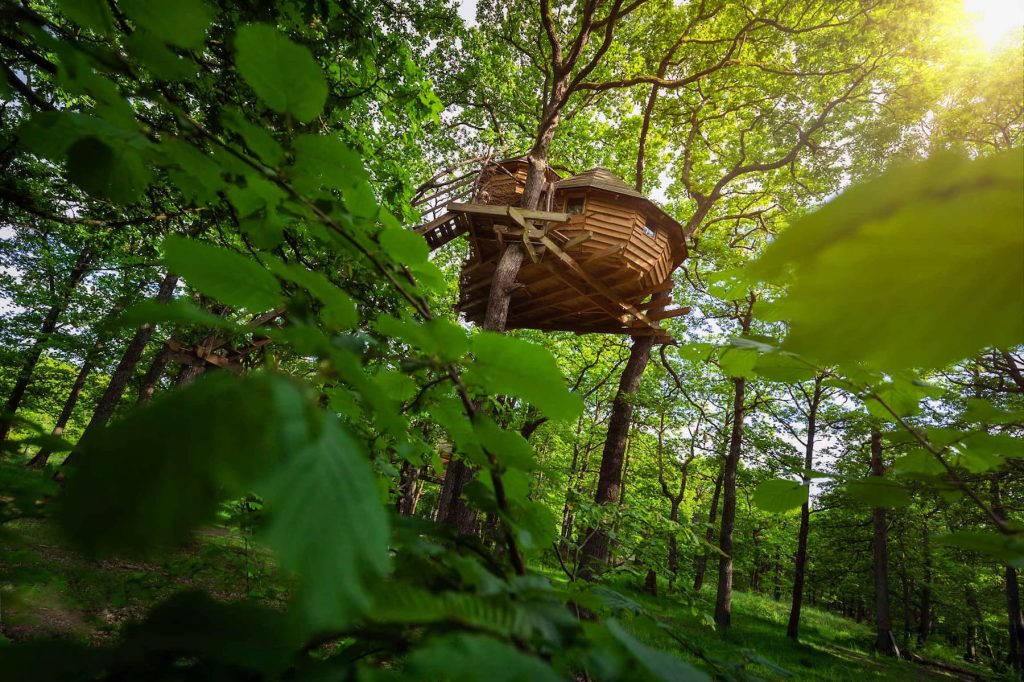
[{"left": 963, "top": 0, "right": 1024, "bottom": 49}]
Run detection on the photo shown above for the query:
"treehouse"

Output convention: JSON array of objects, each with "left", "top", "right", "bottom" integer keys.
[{"left": 416, "top": 158, "right": 689, "bottom": 341}]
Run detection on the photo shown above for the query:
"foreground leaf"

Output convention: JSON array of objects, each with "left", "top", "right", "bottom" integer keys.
[
  {"left": 235, "top": 24, "right": 327, "bottom": 122},
  {"left": 750, "top": 149, "right": 1024, "bottom": 372}
]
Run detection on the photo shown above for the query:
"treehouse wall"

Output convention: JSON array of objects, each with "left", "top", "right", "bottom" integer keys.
[{"left": 418, "top": 162, "right": 688, "bottom": 339}]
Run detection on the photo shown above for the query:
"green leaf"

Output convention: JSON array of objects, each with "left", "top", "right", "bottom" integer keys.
[
  {"left": 961, "top": 431, "right": 1024, "bottom": 459},
  {"left": 67, "top": 136, "right": 150, "bottom": 204},
  {"left": 265, "top": 257, "right": 358, "bottom": 329},
  {"left": 750, "top": 150, "right": 1024, "bottom": 372},
  {"left": 753, "top": 352, "right": 817, "bottom": 383},
  {"left": 163, "top": 235, "right": 282, "bottom": 311},
  {"left": 892, "top": 449, "right": 946, "bottom": 478},
  {"left": 222, "top": 107, "right": 286, "bottom": 166},
  {"left": 963, "top": 398, "right": 1024, "bottom": 425},
  {"left": 474, "top": 417, "right": 536, "bottom": 471},
  {"left": 718, "top": 347, "right": 758, "bottom": 379},
  {"left": 118, "top": 591, "right": 293, "bottom": 675},
  {"left": 159, "top": 138, "right": 224, "bottom": 205},
  {"left": 124, "top": 32, "right": 198, "bottom": 81},
  {"left": 380, "top": 226, "right": 429, "bottom": 265},
  {"left": 407, "top": 634, "right": 561, "bottom": 682},
  {"left": 606, "top": 620, "right": 710, "bottom": 682},
  {"left": 116, "top": 299, "right": 240, "bottom": 331},
  {"left": 953, "top": 447, "right": 1002, "bottom": 474},
  {"left": 120, "top": 0, "right": 212, "bottom": 49},
  {"left": 345, "top": 179, "right": 379, "bottom": 218},
  {"left": 235, "top": 24, "right": 327, "bottom": 123},
  {"left": 289, "top": 134, "right": 367, "bottom": 193},
  {"left": 846, "top": 477, "right": 911, "bottom": 508},
  {"left": 56, "top": 0, "right": 114, "bottom": 36},
  {"left": 256, "top": 416, "right": 390, "bottom": 632},
  {"left": 753, "top": 478, "right": 809, "bottom": 513},
  {"left": 936, "top": 530, "right": 1024, "bottom": 566},
  {"left": 59, "top": 373, "right": 305, "bottom": 555},
  {"left": 464, "top": 333, "right": 583, "bottom": 422}
]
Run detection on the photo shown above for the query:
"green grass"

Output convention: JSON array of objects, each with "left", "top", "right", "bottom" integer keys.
[
  {"left": 609, "top": 578, "right": 1001, "bottom": 681},
  {"left": 0, "top": 521, "right": 1004, "bottom": 680},
  {"left": 0, "top": 518, "right": 285, "bottom": 644}
]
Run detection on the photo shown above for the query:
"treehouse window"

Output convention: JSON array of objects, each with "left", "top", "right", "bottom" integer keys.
[
  {"left": 566, "top": 196, "right": 585, "bottom": 215},
  {"left": 643, "top": 222, "right": 657, "bottom": 239}
]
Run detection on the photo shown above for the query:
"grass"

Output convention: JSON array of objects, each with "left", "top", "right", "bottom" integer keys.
[
  {"left": 605, "top": 576, "right": 1002, "bottom": 681},
  {"left": 0, "top": 519, "right": 1004, "bottom": 680},
  {"left": 0, "top": 518, "right": 285, "bottom": 644}
]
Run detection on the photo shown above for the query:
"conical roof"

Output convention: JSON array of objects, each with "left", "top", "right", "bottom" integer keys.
[{"left": 554, "top": 167, "right": 645, "bottom": 199}]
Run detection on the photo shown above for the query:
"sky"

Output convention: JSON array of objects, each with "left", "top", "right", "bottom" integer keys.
[{"left": 458, "top": 0, "right": 477, "bottom": 27}]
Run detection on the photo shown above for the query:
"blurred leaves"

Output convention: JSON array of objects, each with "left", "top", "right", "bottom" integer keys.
[{"left": 751, "top": 149, "right": 1024, "bottom": 373}]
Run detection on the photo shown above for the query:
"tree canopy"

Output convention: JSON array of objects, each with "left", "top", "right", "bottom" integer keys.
[{"left": 0, "top": 0, "right": 1022, "bottom": 679}]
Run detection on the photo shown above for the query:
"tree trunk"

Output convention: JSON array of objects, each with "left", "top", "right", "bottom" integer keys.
[
  {"left": 578, "top": 334, "right": 655, "bottom": 578},
  {"left": 694, "top": 469, "right": 724, "bottom": 592},
  {"left": 0, "top": 245, "right": 93, "bottom": 444},
  {"left": 1006, "top": 566, "right": 1024, "bottom": 672},
  {"left": 136, "top": 337, "right": 177, "bottom": 404},
  {"left": 26, "top": 349, "right": 96, "bottom": 468},
  {"left": 62, "top": 272, "right": 178, "bottom": 467},
  {"left": 714, "top": 376, "right": 746, "bottom": 628},
  {"left": 644, "top": 568, "right": 657, "bottom": 596},
  {"left": 618, "top": 425, "right": 635, "bottom": 505},
  {"left": 787, "top": 376, "right": 823, "bottom": 641},
  {"left": 918, "top": 521, "right": 933, "bottom": 646},
  {"left": 436, "top": 243, "right": 525, "bottom": 534},
  {"left": 991, "top": 476, "right": 1024, "bottom": 672},
  {"left": 396, "top": 460, "right": 423, "bottom": 516},
  {"left": 668, "top": 500, "right": 681, "bottom": 580},
  {"left": 870, "top": 427, "right": 900, "bottom": 657}
]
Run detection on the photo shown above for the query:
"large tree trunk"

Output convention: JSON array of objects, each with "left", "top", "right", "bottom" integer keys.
[
  {"left": 436, "top": 243, "right": 525, "bottom": 534},
  {"left": 26, "top": 347, "right": 96, "bottom": 468},
  {"left": 714, "top": 376, "right": 746, "bottom": 628},
  {"left": 578, "top": 335, "right": 655, "bottom": 578},
  {"left": 870, "top": 427, "right": 900, "bottom": 657},
  {"left": 0, "top": 245, "right": 93, "bottom": 444},
  {"left": 694, "top": 469, "right": 724, "bottom": 592},
  {"left": 787, "top": 376, "right": 823, "bottom": 641},
  {"left": 62, "top": 272, "right": 178, "bottom": 467}
]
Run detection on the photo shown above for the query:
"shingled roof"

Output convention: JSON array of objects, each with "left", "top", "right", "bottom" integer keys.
[{"left": 554, "top": 167, "right": 645, "bottom": 199}]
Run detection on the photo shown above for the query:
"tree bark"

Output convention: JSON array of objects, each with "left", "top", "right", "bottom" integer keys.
[
  {"left": 787, "top": 376, "right": 823, "bottom": 641},
  {"left": 714, "top": 376, "right": 746, "bottom": 628},
  {"left": 0, "top": 245, "right": 93, "bottom": 444},
  {"left": 918, "top": 521, "right": 933, "bottom": 646},
  {"left": 396, "top": 460, "right": 424, "bottom": 516},
  {"left": 870, "top": 427, "right": 901, "bottom": 657},
  {"left": 136, "top": 336, "right": 177, "bottom": 405},
  {"left": 26, "top": 348, "right": 95, "bottom": 468},
  {"left": 436, "top": 243, "right": 525, "bottom": 534},
  {"left": 62, "top": 272, "right": 178, "bottom": 467},
  {"left": 992, "top": 477, "right": 1024, "bottom": 672},
  {"left": 694, "top": 468, "right": 724, "bottom": 592},
  {"left": 578, "top": 334, "right": 655, "bottom": 577}
]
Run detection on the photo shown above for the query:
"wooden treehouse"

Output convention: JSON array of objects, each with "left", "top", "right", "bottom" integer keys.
[{"left": 416, "top": 158, "right": 689, "bottom": 341}]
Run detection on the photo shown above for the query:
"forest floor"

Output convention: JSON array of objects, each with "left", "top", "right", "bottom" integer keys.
[
  {"left": 0, "top": 518, "right": 1004, "bottom": 681},
  {"left": 607, "top": 575, "right": 1002, "bottom": 681}
]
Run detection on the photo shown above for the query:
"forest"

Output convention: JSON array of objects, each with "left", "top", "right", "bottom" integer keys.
[{"left": 0, "top": 0, "right": 1021, "bottom": 680}]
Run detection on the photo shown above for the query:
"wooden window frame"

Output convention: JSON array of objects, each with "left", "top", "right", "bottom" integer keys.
[{"left": 565, "top": 193, "right": 586, "bottom": 216}]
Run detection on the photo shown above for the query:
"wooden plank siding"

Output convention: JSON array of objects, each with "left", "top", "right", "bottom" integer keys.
[{"left": 450, "top": 166, "right": 686, "bottom": 340}]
